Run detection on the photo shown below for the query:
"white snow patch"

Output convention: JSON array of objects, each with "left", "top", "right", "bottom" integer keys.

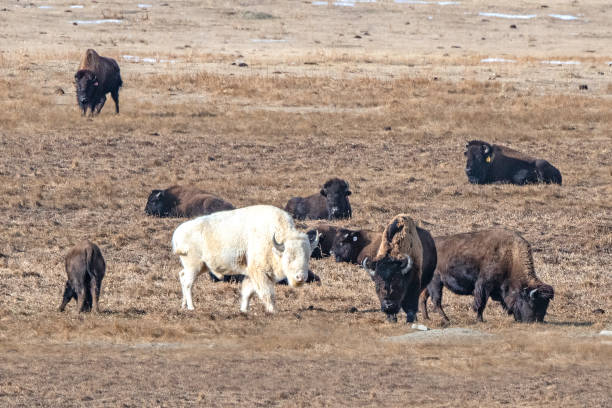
[
  {"left": 122, "top": 55, "right": 176, "bottom": 63},
  {"left": 70, "top": 5, "right": 84, "bottom": 8},
  {"left": 481, "top": 57, "right": 516, "bottom": 63},
  {"left": 138, "top": 4, "right": 152, "bottom": 8},
  {"left": 541, "top": 60, "right": 581, "bottom": 65},
  {"left": 549, "top": 14, "right": 578, "bottom": 21},
  {"left": 333, "top": 1, "right": 355, "bottom": 6},
  {"left": 479, "top": 12, "right": 537, "bottom": 19},
  {"left": 312, "top": 1, "right": 328, "bottom": 4},
  {"left": 411, "top": 323, "right": 429, "bottom": 331},
  {"left": 251, "top": 39, "right": 287, "bottom": 43},
  {"left": 599, "top": 330, "right": 612, "bottom": 336},
  {"left": 38, "top": 5, "right": 53, "bottom": 9},
  {"left": 71, "top": 19, "right": 122, "bottom": 24}
]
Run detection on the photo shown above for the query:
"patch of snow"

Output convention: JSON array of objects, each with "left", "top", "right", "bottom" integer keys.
[
  {"left": 333, "top": 1, "right": 355, "bottom": 6},
  {"left": 541, "top": 60, "right": 581, "bottom": 65},
  {"left": 312, "top": 1, "right": 328, "bottom": 5},
  {"left": 122, "top": 55, "right": 176, "bottom": 63},
  {"left": 481, "top": 57, "right": 516, "bottom": 63},
  {"left": 549, "top": 14, "right": 578, "bottom": 21},
  {"left": 479, "top": 12, "right": 537, "bottom": 19},
  {"left": 138, "top": 4, "right": 152, "bottom": 8},
  {"left": 599, "top": 330, "right": 612, "bottom": 336},
  {"left": 38, "top": 5, "right": 53, "bottom": 9},
  {"left": 71, "top": 19, "right": 122, "bottom": 24},
  {"left": 70, "top": 5, "right": 84, "bottom": 8},
  {"left": 411, "top": 323, "right": 429, "bottom": 331}
]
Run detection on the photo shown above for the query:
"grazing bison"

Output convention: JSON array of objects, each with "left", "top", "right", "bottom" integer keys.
[
  {"left": 75, "top": 49, "right": 122, "bottom": 116},
  {"left": 330, "top": 229, "right": 382, "bottom": 264},
  {"left": 59, "top": 241, "right": 106, "bottom": 313},
  {"left": 285, "top": 178, "right": 352, "bottom": 220},
  {"left": 419, "top": 229, "right": 554, "bottom": 323},
  {"left": 145, "top": 185, "right": 234, "bottom": 218},
  {"left": 172, "top": 205, "right": 319, "bottom": 312},
  {"left": 362, "top": 215, "right": 437, "bottom": 323},
  {"left": 464, "top": 140, "right": 562, "bottom": 185}
]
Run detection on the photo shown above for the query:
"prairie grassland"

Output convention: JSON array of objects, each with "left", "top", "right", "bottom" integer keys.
[{"left": 1, "top": 0, "right": 611, "bottom": 406}]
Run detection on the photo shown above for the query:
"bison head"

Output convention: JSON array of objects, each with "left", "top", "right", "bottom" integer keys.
[
  {"left": 272, "top": 232, "right": 319, "bottom": 287},
  {"left": 331, "top": 231, "right": 360, "bottom": 263},
  {"left": 464, "top": 141, "right": 494, "bottom": 184},
  {"left": 145, "top": 189, "right": 177, "bottom": 217},
  {"left": 362, "top": 255, "right": 413, "bottom": 322},
  {"left": 511, "top": 284, "right": 554, "bottom": 323},
  {"left": 74, "top": 69, "right": 99, "bottom": 110},
  {"left": 320, "top": 178, "right": 352, "bottom": 220}
]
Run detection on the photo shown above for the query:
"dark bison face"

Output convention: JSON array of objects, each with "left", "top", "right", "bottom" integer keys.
[
  {"left": 331, "top": 231, "right": 360, "bottom": 262},
  {"left": 464, "top": 142, "right": 494, "bottom": 184},
  {"left": 74, "top": 69, "right": 99, "bottom": 108},
  {"left": 144, "top": 189, "right": 177, "bottom": 217},
  {"left": 362, "top": 255, "right": 413, "bottom": 321},
  {"left": 512, "top": 284, "right": 554, "bottom": 323},
  {"left": 320, "top": 178, "right": 352, "bottom": 219}
]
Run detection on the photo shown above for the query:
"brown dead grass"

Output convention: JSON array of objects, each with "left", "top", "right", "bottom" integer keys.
[{"left": 1, "top": 0, "right": 611, "bottom": 406}]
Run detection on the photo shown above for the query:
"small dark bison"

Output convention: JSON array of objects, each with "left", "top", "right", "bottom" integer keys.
[
  {"left": 330, "top": 229, "right": 382, "bottom": 264},
  {"left": 464, "top": 140, "right": 562, "bottom": 185},
  {"left": 59, "top": 241, "right": 106, "bottom": 313},
  {"left": 75, "top": 49, "right": 123, "bottom": 116},
  {"left": 419, "top": 229, "right": 554, "bottom": 323},
  {"left": 285, "top": 178, "right": 352, "bottom": 220},
  {"left": 362, "top": 215, "right": 437, "bottom": 323},
  {"left": 145, "top": 185, "right": 235, "bottom": 218},
  {"left": 305, "top": 224, "right": 349, "bottom": 259}
]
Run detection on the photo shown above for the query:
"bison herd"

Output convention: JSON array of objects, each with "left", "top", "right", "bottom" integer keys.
[{"left": 61, "top": 49, "right": 563, "bottom": 325}]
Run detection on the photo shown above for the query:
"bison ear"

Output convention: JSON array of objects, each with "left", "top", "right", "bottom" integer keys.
[{"left": 320, "top": 188, "right": 327, "bottom": 197}]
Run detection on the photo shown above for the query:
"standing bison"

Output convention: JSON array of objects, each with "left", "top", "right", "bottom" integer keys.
[
  {"left": 419, "top": 229, "right": 554, "bottom": 323},
  {"left": 145, "top": 185, "right": 234, "bottom": 218},
  {"left": 285, "top": 178, "right": 352, "bottom": 220},
  {"left": 59, "top": 241, "right": 106, "bottom": 313},
  {"left": 171, "top": 205, "right": 319, "bottom": 313},
  {"left": 362, "top": 215, "right": 437, "bottom": 323},
  {"left": 74, "top": 49, "right": 122, "bottom": 116},
  {"left": 464, "top": 140, "right": 562, "bottom": 185}
]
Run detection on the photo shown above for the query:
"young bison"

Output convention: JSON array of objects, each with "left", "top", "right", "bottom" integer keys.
[
  {"left": 59, "top": 241, "right": 106, "bottom": 313},
  {"left": 464, "top": 140, "right": 562, "bottom": 185},
  {"left": 74, "top": 49, "right": 123, "bottom": 116},
  {"left": 419, "top": 229, "right": 554, "bottom": 323},
  {"left": 285, "top": 178, "right": 352, "bottom": 220}
]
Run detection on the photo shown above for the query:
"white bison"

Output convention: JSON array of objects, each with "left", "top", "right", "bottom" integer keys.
[{"left": 171, "top": 205, "right": 319, "bottom": 313}]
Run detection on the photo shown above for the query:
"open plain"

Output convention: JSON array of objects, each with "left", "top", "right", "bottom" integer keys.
[{"left": 0, "top": 0, "right": 611, "bottom": 406}]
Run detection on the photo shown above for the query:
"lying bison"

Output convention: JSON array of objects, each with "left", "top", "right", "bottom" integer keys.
[
  {"left": 330, "top": 229, "right": 382, "bottom": 264},
  {"left": 207, "top": 269, "right": 320, "bottom": 285},
  {"left": 285, "top": 178, "right": 352, "bottom": 220},
  {"left": 419, "top": 229, "right": 554, "bottom": 323},
  {"left": 362, "top": 215, "right": 437, "bottom": 323},
  {"left": 305, "top": 224, "right": 349, "bottom": 259},
  {"left": 145, "top": 185, "right": 234, "bottom": 218},
  {"left": 464, "top": 140, "right": 562, "bottom": 185},
  {"left": 75, "top": 49, "right": 122, "bottom": 116},
  {"left": 59, "top": 241, "right": 106, "bottom": 313}
]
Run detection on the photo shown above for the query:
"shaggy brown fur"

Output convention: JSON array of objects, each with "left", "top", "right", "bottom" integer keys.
[
  {"left": 75, "top": 49, "right": 122, "bottom": 116},
  {"left": 331, "top": 229, "right": 382, "bottom": 264},
  {"left": 144, "top": 185, "right": 235, "bottom": 218},
  {"left": 419, "top": 229, "right": 554, "bottom": 322},
  {"left": 59, "top": 240, "right": 106, "bottom": 313}
]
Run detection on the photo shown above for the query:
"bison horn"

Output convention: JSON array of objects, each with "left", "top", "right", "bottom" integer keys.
[
  {"left": 529, "top": 288, "right": 538, "bottom": 299},
  {"left": 272, "top": 234, "right": 285, "bottom": 253},
  {"left": 309, "top": 231, "right": 320, "bottom": 254},
  {"left": 362, "top": 257, "right": 375, "bottom": 277},
  {"left": 482, "top": 144, "right": 490, "bottom": 155},
  {"left": 400, "top": 255, "right": 413, "bottom": 275}
]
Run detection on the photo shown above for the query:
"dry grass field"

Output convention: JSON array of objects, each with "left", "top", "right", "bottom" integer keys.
[{"left": 1, "top": 0, "right": 611, "bottom": 406}]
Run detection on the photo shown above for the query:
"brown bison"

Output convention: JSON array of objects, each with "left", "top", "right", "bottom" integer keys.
[
  {"left": 285, "top": 178, "right": 352, "bottom": 220},
  {"left": 59, "top": 241, "right": 106, "bottom": 313},
  {"left": 330, "top": 229, "right": 382, "bottom": 264},
  {"left": 362, "top": 215, "right": 437, "bottom": 323},
  {"left": 75, "top": 49, "right": 123, "bottom": 116},
  {"left": 305, "top": 224, "right": 350, "bottom": 259},
  {"left": 145, "top": 185, "right": 234, "bottom": 218},
  {"left": 419, "top": 229, "right": 554, "bottom": 323},
  {"left": 464, "top": 140, "right": 562, "bottom": 185}
]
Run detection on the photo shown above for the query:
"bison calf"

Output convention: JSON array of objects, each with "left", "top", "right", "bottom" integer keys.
[
  {"left": 75, "top": 49, "right": 122, "bottom": 116},
  {"left": 285, "top": 178, "right": 352, "bottom": 220},
  {"left": 59, "top": 241, "right": 106, "bottom": 313},
  {"left": 145, "top": 185, "right": 234, "bottom": 218},
  {"left": 464, "top": 140, "right": 562, "bottom": 185},
  {"left": 419, "top": 229, "right": 554, "bottom": 323}
]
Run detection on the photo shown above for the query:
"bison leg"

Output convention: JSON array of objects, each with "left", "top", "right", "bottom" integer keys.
[
  {"left": 240, "top": 277, "right": 256, "bottom": 313},
  {"left": 427, "top": 274, "right": 450, "bottom": 322},
  {"left": 401, "top": 280, "right": 421, "bottom": 323},
  {"left": 179, "top": 266, "right": 201, "bottom": 311},
  {"left": 473, "top": 278, "right": 492, "bottom": 322},
  {"left": 58, "top": 281, "right": 75, "bottom": 312},
  {"left": 89, "top": 280, "right": 100, "bottom": 313},
  {"left": 111, "top": 89, "right": 119, "bottom": 114},
  {"left": 418, "top": 288, "right": 430, "bottom": 320},
  {"left": 76, "top": 287, "right": 87, "bottom": 313},
  {"left": 94, "top": 95, "right": 106, "bottom": 115}
]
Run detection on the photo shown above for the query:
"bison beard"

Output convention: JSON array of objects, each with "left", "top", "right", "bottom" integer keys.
[{"left": 75, "top": 49, "right": 122, "bottom": 116}]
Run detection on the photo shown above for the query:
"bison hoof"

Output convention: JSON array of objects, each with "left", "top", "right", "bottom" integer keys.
[
  {"left": 386, "top": 314, "right": 398, "bottom": 323},
  {"left": 405, "top": 311, "right": 416, "bottom": 323}
]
